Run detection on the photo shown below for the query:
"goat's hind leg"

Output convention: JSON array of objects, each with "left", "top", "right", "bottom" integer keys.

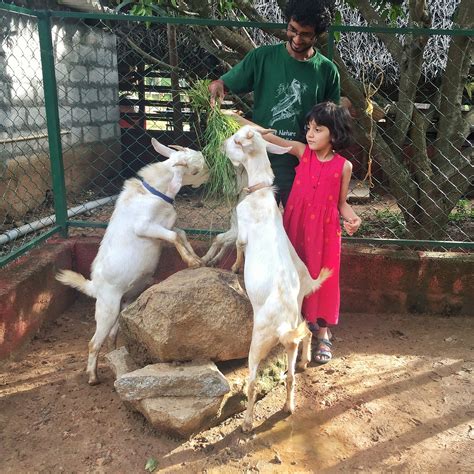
[
  {"left": 297, "top": 330, "right": 312, "bottom": 371},
  {"left": 283, "top": 340, "right": 299, "bottom": 413},
  {"left": 87, "top": 290, "right": 121, "bottom": 385},
  {"left": 243, "top": 330, "right": 275, "bottom": 432}
]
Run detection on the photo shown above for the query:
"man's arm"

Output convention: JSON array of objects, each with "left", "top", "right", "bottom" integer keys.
[{"left": 210, "top": 48, "right": 258, "bottom": 108}]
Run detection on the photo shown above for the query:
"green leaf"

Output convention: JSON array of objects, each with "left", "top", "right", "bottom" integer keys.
[
  {"left": 145, "top": 458, "right": 158, "bottom": 472},
  {"left": 149, "top": 3, "right": 168, "bottom": 16},
  {"left": 465, "top": 82, "right": 474, "bottom": 100},
  {"left": 115, "top": 0, "right": 133, "bottom": 13}
]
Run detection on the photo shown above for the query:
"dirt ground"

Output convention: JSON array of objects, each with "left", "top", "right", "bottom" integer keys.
[{"left": 1, "top": 295, "right": 473, "bottom": 473}]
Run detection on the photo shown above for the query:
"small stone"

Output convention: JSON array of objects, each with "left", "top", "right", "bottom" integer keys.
[{"left": 271, "top": 452, "right": 282, "bottom": 464}]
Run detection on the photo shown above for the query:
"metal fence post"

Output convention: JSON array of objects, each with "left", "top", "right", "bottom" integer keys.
[{"left": 37, "top": 10, "right": 68, "bottom": 238}]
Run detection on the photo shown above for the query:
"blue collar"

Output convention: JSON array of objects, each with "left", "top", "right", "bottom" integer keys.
[{"left": 139, "top": 177, "right": 174, "bottom": 205}]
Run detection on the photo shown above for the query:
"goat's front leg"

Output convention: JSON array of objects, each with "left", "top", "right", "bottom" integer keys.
[
  {"left": 231, "top": 240, "right": 245, "bottom": 273},
  {"left": 173, "top": 228, "right": 203, "bottom": 267},
  {"left": 202, "top": 229, "right": 235, "bottom": 266},
  {"left": 134, "top": 222, "right": 202, "bottom": 268},
  {"left": 202, "top": 210, "right": 238, "bottom": 266}
]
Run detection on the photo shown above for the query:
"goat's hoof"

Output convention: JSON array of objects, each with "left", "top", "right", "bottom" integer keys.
[
  {"left": 297, "top": 361, "right": 308, "bottom": 371},
  {"left": 188, "top": 258, "right": 203, "bottom": 268},
  {"left": 88, "top": 375, "right": 100, "bottom": 386},
  {"left": 283, "top": 402, "right": 295, "bottom": 414},
  {"left": 241, "top": 421, "right": 253, "bottom": 432}
]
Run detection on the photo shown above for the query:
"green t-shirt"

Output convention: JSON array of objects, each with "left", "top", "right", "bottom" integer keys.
[{"left": 221, "top": 43, "right": 340, "bottom": 191}]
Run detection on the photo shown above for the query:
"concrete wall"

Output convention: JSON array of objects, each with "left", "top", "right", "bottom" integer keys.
[
  {"left": 0, "top": 12, "right": 120, "bottom": 219},
  {"left": 1, "top": 238, "right": 472, "bottom": 360}
]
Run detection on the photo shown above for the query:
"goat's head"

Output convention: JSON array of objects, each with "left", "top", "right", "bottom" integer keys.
[
  {"left": 151, "top": 139, "right": 209, "bottom": 188},
  {"left": 223, "top": 125, "right": 291, "bottom": 168}
]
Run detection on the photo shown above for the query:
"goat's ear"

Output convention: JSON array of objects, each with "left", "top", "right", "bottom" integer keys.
[
  {"left": 167, "top": 166, "right": 184, "bottom": 195},
  {"left": 265, "top": 142, "right": 292, "bottom": 155},
  {"left": 169, "top": 145, "right": 187, "bottom": 151},
  {"left": 151, "top": 138, "right": 175, "bottom": 158}
]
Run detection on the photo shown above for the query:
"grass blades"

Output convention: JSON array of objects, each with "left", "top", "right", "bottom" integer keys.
[{"left": 188, "top": 79, "right": 241, "bottom": 203}]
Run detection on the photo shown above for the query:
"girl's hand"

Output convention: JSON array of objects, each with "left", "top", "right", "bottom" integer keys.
[
  {"left": 221, "top": 109, "right": 243, "bottom": 117},
  {"left": 343, "top": 216, "right": 361, "bottom": 235}
]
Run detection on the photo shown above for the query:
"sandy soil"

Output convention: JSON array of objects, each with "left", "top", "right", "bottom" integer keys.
[{"left": 1, "top": 295, "right": 473, "bottom": 473}]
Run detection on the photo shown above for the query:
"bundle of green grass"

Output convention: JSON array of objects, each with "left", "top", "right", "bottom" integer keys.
[{"left": 188, "top": 79, "right": 241, "bottom": 202}]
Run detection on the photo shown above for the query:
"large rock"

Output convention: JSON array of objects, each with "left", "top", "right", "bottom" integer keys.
[
  {"left": 133, "top": 396, "right": 223, "bottom": 438},
  {"left": 120, "top": 268, "right": 253, "bottom": 364},
  {"left": 114, "top": 361, "right": 230, "bottom": 401}
]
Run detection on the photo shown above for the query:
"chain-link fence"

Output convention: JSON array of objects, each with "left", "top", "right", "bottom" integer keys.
[{"left": 0, "top": 3, "right": 472, "bottom": 267}]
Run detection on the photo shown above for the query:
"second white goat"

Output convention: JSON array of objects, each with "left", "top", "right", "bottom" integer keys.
[{"left": 224, "top": 126, "right": 332, "bottom": 431}]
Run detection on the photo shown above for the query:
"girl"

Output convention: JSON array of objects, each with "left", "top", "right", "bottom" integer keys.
[{"left": 229, "top": 101, "right": 361, "bottom": 364}]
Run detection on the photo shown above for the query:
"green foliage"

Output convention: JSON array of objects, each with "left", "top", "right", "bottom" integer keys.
[
  {"left": 115, "top": 0, "right": 170, "bottom": 17},
  {"left": 217, "top": 0, "right": 236, "bottom": 15},
  {"left": 257, "top": 352, "right": 286, "bottom": 395},
  {"left": 340, "top": 0, "right": 406, "bottom": 25},
  {"left": 144, "top": 457, "right": 158, "bottom": 472},
  {"left": 188, "top": 79, "right": 241, "bottom": 202},
  {"left": 465, "top": 81, "right": 474, "bottom": 100},
  {"left": 449, "top": 199, "right": 473, "bottom": 223},
  {"left": 356, "top": 208, "right": 407, "bottom": 238}
]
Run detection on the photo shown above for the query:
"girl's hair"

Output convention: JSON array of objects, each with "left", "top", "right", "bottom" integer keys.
[{"left": 305, "top": 101, "right": 353, "bottom": 151}]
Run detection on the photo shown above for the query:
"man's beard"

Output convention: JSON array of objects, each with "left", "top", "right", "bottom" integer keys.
[{"left": 288, "top": 40, "right": 313, "bottom": 54}]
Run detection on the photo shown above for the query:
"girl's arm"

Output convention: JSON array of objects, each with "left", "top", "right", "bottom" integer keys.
[
  {"left": 224, "top": 111, "right": 306, "bottom": 159},
  {"left": 339, "top": 160, "right": 361, "bottom": 236}
]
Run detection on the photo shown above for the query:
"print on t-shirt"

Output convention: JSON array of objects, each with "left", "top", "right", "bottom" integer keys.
[{"left": 269, "top": 79, "right": 308, "bottom": 128}]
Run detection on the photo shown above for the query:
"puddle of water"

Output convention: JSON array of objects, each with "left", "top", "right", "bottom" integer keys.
[{"left": 255, "top": 411, "right": 352, "bottom": 470}]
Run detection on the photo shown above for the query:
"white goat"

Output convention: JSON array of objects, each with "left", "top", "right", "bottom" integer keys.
[
  {"left": 56, "top": 139, "right": 209, "bottom": 385},
  {"left": 223, "top": 126, "right": 332, "bottom": 431}
]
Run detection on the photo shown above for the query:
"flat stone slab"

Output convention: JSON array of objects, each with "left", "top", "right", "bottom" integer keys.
[{"left": 114, "top": 361, "right": 230, "bottom": 401}]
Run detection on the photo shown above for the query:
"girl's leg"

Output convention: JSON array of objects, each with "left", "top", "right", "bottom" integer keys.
[{"left": 314, "top": 318, "right": 333, "bottom": 364}]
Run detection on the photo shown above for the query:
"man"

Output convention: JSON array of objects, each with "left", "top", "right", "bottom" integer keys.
[{"left": 209, "top": 0, "right": 340, "bottom": 206}]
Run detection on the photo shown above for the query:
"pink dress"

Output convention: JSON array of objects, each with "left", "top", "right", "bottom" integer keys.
[{"left": 283, "top": 146, "right": 346, "bottom": 326}]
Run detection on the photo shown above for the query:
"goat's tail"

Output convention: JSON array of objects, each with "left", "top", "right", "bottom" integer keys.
[
  {"left": 56, "top": 269, "right": 96, "bottom": 298},
  {"left": 279, "top": 321, "right": 310, "bottom": 347},
  {"left": 306, "top": 267, "right": 333, "bottom": 296}
]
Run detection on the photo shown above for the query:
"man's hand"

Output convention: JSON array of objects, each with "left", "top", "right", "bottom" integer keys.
[{"left": 209, "top": 79, "right": 225, "bottom": 108}]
